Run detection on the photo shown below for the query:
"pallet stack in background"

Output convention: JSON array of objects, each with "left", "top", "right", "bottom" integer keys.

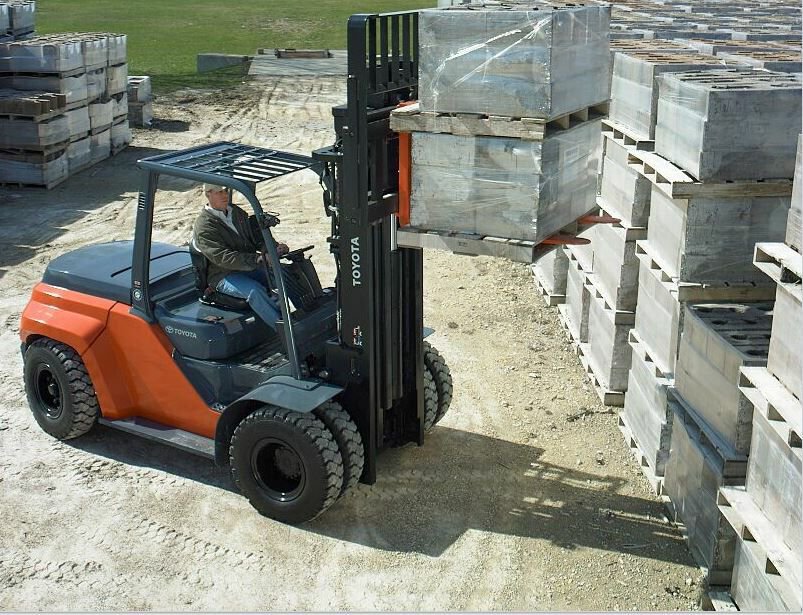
[
  {"left": 127, "top": 75, "right": 152, "bottom": 127},
  {"left": 0, "top": 1, "right": 35, "bottom": 41},
  {"left": 390, "top": 2, "right": 610, "bottom": 262},
  {"left": 0, "top": 32, "right": 132, "bottom": 188}
]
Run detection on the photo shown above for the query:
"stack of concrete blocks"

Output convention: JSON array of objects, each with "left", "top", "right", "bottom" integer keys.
[
  {"left": 663, "top": 303, "right": 772, "bottom": 585},
  {"left": 127, "top": 75, "right": 152, "bottom": 127},
  {"left": 1, "top": 1, "right": 35, "bottom": 40},
  {"left": 0, "top": 32, "right": 130, "bottom": 187},
  {"left": 395, "top": 4, "right": 610, "bottom": 251},
  {"left": 619, "top": 68, "right": 798, "bottom": 496}
]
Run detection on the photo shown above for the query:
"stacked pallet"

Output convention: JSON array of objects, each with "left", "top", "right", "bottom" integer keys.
[
  {"left": 1, "top": 1, "right": 35, "bottom": 41},
  {"left": 619, "top": 68, "right": 799, "bottom": 501},
  {"left": 391, "top": 3, "right": 610, "bottom": 262},
  {"left": 0, "top": 32, "right": 131, "bottom": 188},
  {"left": 127, "top": 75, "right": 152, "bottom": 127}
]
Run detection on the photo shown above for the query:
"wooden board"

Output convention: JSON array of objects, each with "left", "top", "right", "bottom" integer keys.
[
  {"left": 626, "top": 149, "right": 794, "bottom": 199},
  {"left": 601, "top": 118, "right": 655, "bottom": 151},
  {"left": 531, "top": 264, "right": 565, "bottom": 307},
  {"left": 396, "top": 227, "right": 535, "bottom": 263},
  {"left": 577, "top": 343, "right": 626, "bottom": 407},
  {"left": 617, "top": 411, "right": 664, "bottom": 495},
  {"left": 753, "top": 242, "right": 803, "bottom": 287},
  {"left": 739, "top": 366, "right": 802, "bottom": 445}
]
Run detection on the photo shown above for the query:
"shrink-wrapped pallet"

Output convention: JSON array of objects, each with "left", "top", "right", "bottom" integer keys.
[
  {"left": 65, "top": 106, "right": 90, "bottom": 138},
  {"left": 419, "top": 4, "right": 611, "bottom": 119},
  {"left": 0, "top": 36, "right": 83, "bottom": 72},
  {"left": 0, "top": 73, "right": 88, "bottom": 105},
  {"left": 88, "top": 99, "right": 113, "bottom": 131},
  {"left": 0, "top": 151, "right": 68, "bottom": 186},
  {"left": 7, "top": 1, "right": 35, "bottom": 34},
  {"left": 67, "top": 136, "right": 91, "bottom": 174},
  {"left": 85, "top": 67, "right": 106, "bottom": 101},
  {"left": 0, "top": 5, "right": 9, "bottom": 34},
  {"left": 409, "top": 120, "right": 600, "bottom": 243},
  {"left": 106, "top": 63, "right": 127, "bottom": 95},
  {"left": 0, "top": 114, "right": 68, "bottom": 148},
  {"left": 655, "top": 69, "right": 802, "bottom": 181}
]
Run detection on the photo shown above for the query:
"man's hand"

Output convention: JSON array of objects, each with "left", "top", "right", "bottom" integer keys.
[{"left": 277, "top": 243, "right": 289, "bottom": 257}]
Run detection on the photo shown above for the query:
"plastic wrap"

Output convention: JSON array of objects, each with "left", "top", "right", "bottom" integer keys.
[
  {"left": 0, "top": 151, "right": 68, "bottom": 186},
  {"left": 788, "top": 134, "right": 802, "bottom": 251},
  {"left": 0, "top": 73, "right": 88, "bottom": 104},
  {"left": 85, "top": 67, "right": 106, "bottom": 101},
  {"left": 418, "top": 4, "right": 611, "bottom": 119},
  {"left": 599, "top": 137, "right": 650, "bottom": 228},
  {"left": 105, "top": 33, "right": 127, "bottom": 66},
  {"left": 0, "top": 5, "right": 9, "bottom": 33},
  {"left": 89, "top": 99, "right": 113, "bottom": 130},
  {"left": 8, "top": 1, "right": 35, "bottom": 31},
  {"left": 767, "top": 282, "right": 803, "bottom": 400},
  {"left": 647, "top": 185, "right": 790, "bottom": 284},
  {"left": 586, "top": 289, "right": 633, "bottom": 391},
  {"left": 717, "top": 50, "right": 801, "bottom": 73},
  {"left": 532, "top": 245, "right": 568, "bottom": 297},
  {"left": 0, "top": 114, "right": 68, "bottom": 147},
  {"left": 111, "top": 92, "right": 128, "bottom": 119},
  {"left": 67, "top": 136, "right": 91, "bottom": 174},
  {"left": 565, "top": 257, "right": 589, "bottom": 343},
  {"left": 746, "top": 408, "right": 802, "bottom": 557},
  {"left": 106, "top": 62, "right": 127, "bottom": 95},
  {"left": 0, "top": 36, "right": 83, "bottom": 72},
  {"left": 655, "top": 69, "right": 802, "bottom": 181},
  {"left": 675, "top": 303, "right": 771, "bottom": 454},
  {"left": 591, "top": 220, "right": 639, "bottom": 311},
  {"left": 609, "top": 51, "right": 745, "bottom": 141},
  {"left": 65, "top": 106, "right": 90, "bottom": 137},
  {"left": 409, "top": 119, "right": 600, "bottom": 243},
  {"left": 89, "top": 128, "right": 110, "bottom": 164},
  {"left": 663, "top": 400, "right": 739, "bottom": 576}
]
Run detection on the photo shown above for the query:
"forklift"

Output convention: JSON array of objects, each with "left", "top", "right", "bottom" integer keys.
[{"left": 19, "top": 11, "right": 451, "bottom": 524}]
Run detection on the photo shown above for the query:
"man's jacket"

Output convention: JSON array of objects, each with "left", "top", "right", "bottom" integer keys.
[{"left": 192, "top": 204, "right": 262, "bottom": 288}]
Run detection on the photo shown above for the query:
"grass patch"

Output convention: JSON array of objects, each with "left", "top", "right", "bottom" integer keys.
[{"left": 36, "top": 0, "right": 432, "bottom": 93}]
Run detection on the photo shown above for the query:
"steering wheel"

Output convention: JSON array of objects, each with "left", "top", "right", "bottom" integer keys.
[{"left": 281, "top": 245, "right": 314, "bottom": 262}]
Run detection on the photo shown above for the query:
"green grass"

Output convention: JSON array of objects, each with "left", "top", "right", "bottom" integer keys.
[{"left": 36, "top": 0, "right": 432, "bottom": 92}]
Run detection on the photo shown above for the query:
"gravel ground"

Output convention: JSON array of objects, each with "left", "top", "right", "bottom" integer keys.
[{"left": 0, "top": 77, "right": 703, "bottom": 611}]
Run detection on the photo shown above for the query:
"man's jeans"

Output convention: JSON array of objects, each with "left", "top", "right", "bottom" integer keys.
[{"left": 216, "top": 269, "right": 283, "bottom": 329}]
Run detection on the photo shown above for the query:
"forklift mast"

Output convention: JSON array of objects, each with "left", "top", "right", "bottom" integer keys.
[{"left": 314, "top": 12, "right": 423, "bottom": 483}]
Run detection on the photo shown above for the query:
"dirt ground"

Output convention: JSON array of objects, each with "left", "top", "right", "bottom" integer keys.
[{"left": 0, "top": 77, "right": 703, "bottom": 611}]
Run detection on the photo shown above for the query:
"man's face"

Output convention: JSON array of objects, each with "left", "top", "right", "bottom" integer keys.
[{"left": 206, "top": 188, "right": 229, "bottom": 211}]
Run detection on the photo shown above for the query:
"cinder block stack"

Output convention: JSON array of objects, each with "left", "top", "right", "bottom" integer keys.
[
  {"left": 1, "top": 1, "right": 35, "bottom": 41},
  {"left": 0, "top": 31, "right": 130, "bottom": 188},
  {"left": 127, "top": 75, "right": 152, "bottom": 128},
  {"left": 619, "top": 67, "right": 799, "bottom": 497},
  {"left": 391, "top": 3, "right": 610, "bottom": 260}
]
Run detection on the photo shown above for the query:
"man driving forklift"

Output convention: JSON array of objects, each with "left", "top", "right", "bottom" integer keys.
[{"left": 191, "top": 183, "right": 294, "bottom": 329}]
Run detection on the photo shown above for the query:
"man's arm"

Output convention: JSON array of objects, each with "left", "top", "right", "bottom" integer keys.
[{"left": 195, "top": 225, "right": 258, "bottom": 272}]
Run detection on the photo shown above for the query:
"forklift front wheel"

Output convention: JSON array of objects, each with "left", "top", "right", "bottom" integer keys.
[
  {"left": 229, "top": 406, "right": 344, "bottom": 524},
  {"left": 23, "top": 338, "right": 100, "bottom": 440}
]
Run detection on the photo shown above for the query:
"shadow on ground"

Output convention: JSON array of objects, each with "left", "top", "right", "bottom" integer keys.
[{"left": 65, "top": 421, "right": 692, "bottom": 567}]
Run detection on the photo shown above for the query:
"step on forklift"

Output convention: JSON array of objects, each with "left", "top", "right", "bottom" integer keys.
[{"left": 19, "top": 11, "right": 454, "bottom": 524}]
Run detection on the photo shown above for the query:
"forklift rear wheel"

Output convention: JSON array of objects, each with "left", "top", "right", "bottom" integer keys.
[
  {"left": 229, "top": 406, "right": 344, "bottom": 523},
  {"left": 423, "top": 342, "right": 453, "bottom": 424},
  {"left": 23, "top": 338, "right": 100, "bottom": 440},
  {"left": 313, "top": 401, "right": 365, "bottom": 495},
  {"left": 423, "top": 367, "right": 439, "bottom": 432}
]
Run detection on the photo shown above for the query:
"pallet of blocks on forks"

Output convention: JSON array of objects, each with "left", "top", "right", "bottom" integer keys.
[
  {"left": 106, "top": 63, "right": 127, "bottom": 96},
  {"left": 531, "top": 246, "right": 568, "bottom": 306},
  {"left": 128, "top": 100, "right": 151, "bottom": 127},
  {"left": 787, "top": 134, "right": 802, "bottom": 252},
  {"left": 583, "top": 278, "right": 635, "bottom": 403},
  {"left": 418, "top": 3, "right": 611, "bottom": 120},
  {"left": 598, "top": 135, "right": 651, "bottom": 227},
  {"left": 126, "top": 75, "right": 151, "bottom": 103},
  {"left": 663, "top": 389, "right": 747, "bottom": 586},
  {"left": 633, "top": 242, "right": 775, "bottom": 378},
  {"left": 753, "top": 242, "right": 803, "bottom": 400},
  {"left": 674, "top": 303, "right": 772, "bottom": 455},
  {"left": 0, "top": 72, "right": 89, "bottom": 107},
  {"left": 0, "top": 36, "right": 83, "bottom": 73},
  {"left": 609, "top": 51, "right": 749, "bottom": 142},
  {"left": 718, "top": 486, "right": 802, "bottom": 612},
  {"left": 654, "top": 69, "right": 802, "bottom": 181},
  {"left": 0, "top": 148, "right": 68, "bottom": 188},
  {"left": 408, "top": 120, "right": 601, "bottom": 243},
  {"left": 739, "top": 366, "right": 802, "bottom": 556}
]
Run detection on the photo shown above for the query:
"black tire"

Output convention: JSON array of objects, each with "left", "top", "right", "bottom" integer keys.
[
  {"left": 423, "top": 341, "right": 453, "bottom": 424},
  {"left": 229, "top": 406, "right": 343, "bottom": 523},
  {"left": 23, "top": 338, "right": 100, "bottom": 440},
  {"left": 313, "top": 401, "right": 365, "bottom": 495},
  {"left": 423, "top": 365, "right": 439, "bottom": 433}
]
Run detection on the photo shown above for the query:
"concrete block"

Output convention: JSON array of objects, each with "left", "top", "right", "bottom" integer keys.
[
  {"left": 110, "top": 119, "right": 131, "bottom": 151},
  {"left": 0, "top": 36, "right": 83, "bottom": 72},
  {"left": 590, "top": 218, "right": 642, "bottom": 311},
  {"left": 106, "top": 63, "right": 127, "bottom": 96},
  {"left": 609, "top": 51, "right": 746, "bottom": 141},
  {"left": 586, "top": 283, "right": 634, "bottom": 392},
  {"left": 675, "top": 303, "right": 772, "bottom": 454},
  {"left": 409, "top": 120, "right": 600, "bottom": 243},
  {"left": 111, "top": 92, "right": 127, "bottom": 120},
  {"left": 0, "top": 73, "right": 88, "bottom": 106},
  {"left": 788, "top": 134, "right": 802, "bottom": 252},
  {"left": 418, "top": 5, "right": 611, "bottom": 119},
  {"left": 0, "top": 115, "right": 69, "bottom": 148},
  {"left": 634, "top": 257, "right": 682, "bottom": 376},
  {"left": 655, "top": 69, "right": 802, "bottom": 181},
  {"left": 0, "top": 149, "right": 68, "bottom": 186},
  {"left": 532, "top": 246, "right": 568, "bottom": 300},
  {"left": 564, "top": 254, "right": 591, "bottom": 344},
  {"left": 89, "top": 128, "right": 110, "bottom": 164},
  {"left": 0, "top": 5, "right": 9, "bottom": 33},
  {"left": 7, "top": 1, "right": 35, "bottom": 33},
  {"left": 599, "top": 136, "right": 651, "bottom": 228},
  {"left": 104, "top": 33, "right": 127, "bottom": 66},
  {"left": 664, "top": 393, "right": 746, "bottom": 584},
  {"left": 64, "top": 106, "right": 89, "bottom": 138},
  {"left": 66, "top": 136, "right": 90, "bottom": 173},
  {"left": 88, "top": 100, "right": 113, "bottom": 131},
  {"left": 128, "top": 101, "right": 152, "bottom": 127},
  {"left": 85, "top": 67, "right": 106, "bottom": 101},
  {"left": 646, "top": 185, "right": 790, "bottom": 284},
  {"left": 767, "top": 282, "right": 802, "bottom": 400},
  {"left": 197, "top": 53, "right": 250, "bottom": 73},
  {"left": 127, "top": 76, "right": 151, "bottom": 103}
]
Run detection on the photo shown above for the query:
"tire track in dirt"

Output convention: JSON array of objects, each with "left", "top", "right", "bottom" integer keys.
[{"left": 0, "top": 550, "right": 110, "bottom": 592}]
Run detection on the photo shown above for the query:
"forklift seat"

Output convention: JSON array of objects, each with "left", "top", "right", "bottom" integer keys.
[{"left": 188, "top": 241, "right": 250, "bottom": 311}]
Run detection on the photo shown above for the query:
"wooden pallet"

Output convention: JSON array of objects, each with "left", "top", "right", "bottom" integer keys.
[
  {"left": 700, "top": 590, "right": 738, "bottom": 612},
  {"left": 626, "top": 149, "right": 794, "bottom": 199},
  {"left": 577, "top": 343, "right": 626, "bottom": 407},
  {"left": 531, "top": 264, "right": 565, "bottom": 307},
  {"left": 396, "top": 227, "right": 535, "bottom": 263},
  {"left": 617, "top": 411, "right": 664, "bottom": 495},
  {"left": 739, "top": 366, "right": 801, "bottom": 442},
  {"left": 556, "top": 303, "right": 582, "bottom": 346},
  {"left": 389, "top": 101, "right": 608, "bottom": 140},
  {"left": 601, "top": 118, "right": 654, "bottom": 151},
  {"left": 718, "top": 486, "right": 802, "bottom": 610},
  {"left": 635, "top": 240, "right": 777, "bottom": 303},
  {"left": 0, "top": 90, "right": 67, "bottom": 120},
  {"left": 753, "top": 242, "right": 803, "bottom": 286}
]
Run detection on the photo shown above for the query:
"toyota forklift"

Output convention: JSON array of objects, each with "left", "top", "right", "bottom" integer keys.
[{"left": 19, "top": 11, "right": 454, "bottom": 524}]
